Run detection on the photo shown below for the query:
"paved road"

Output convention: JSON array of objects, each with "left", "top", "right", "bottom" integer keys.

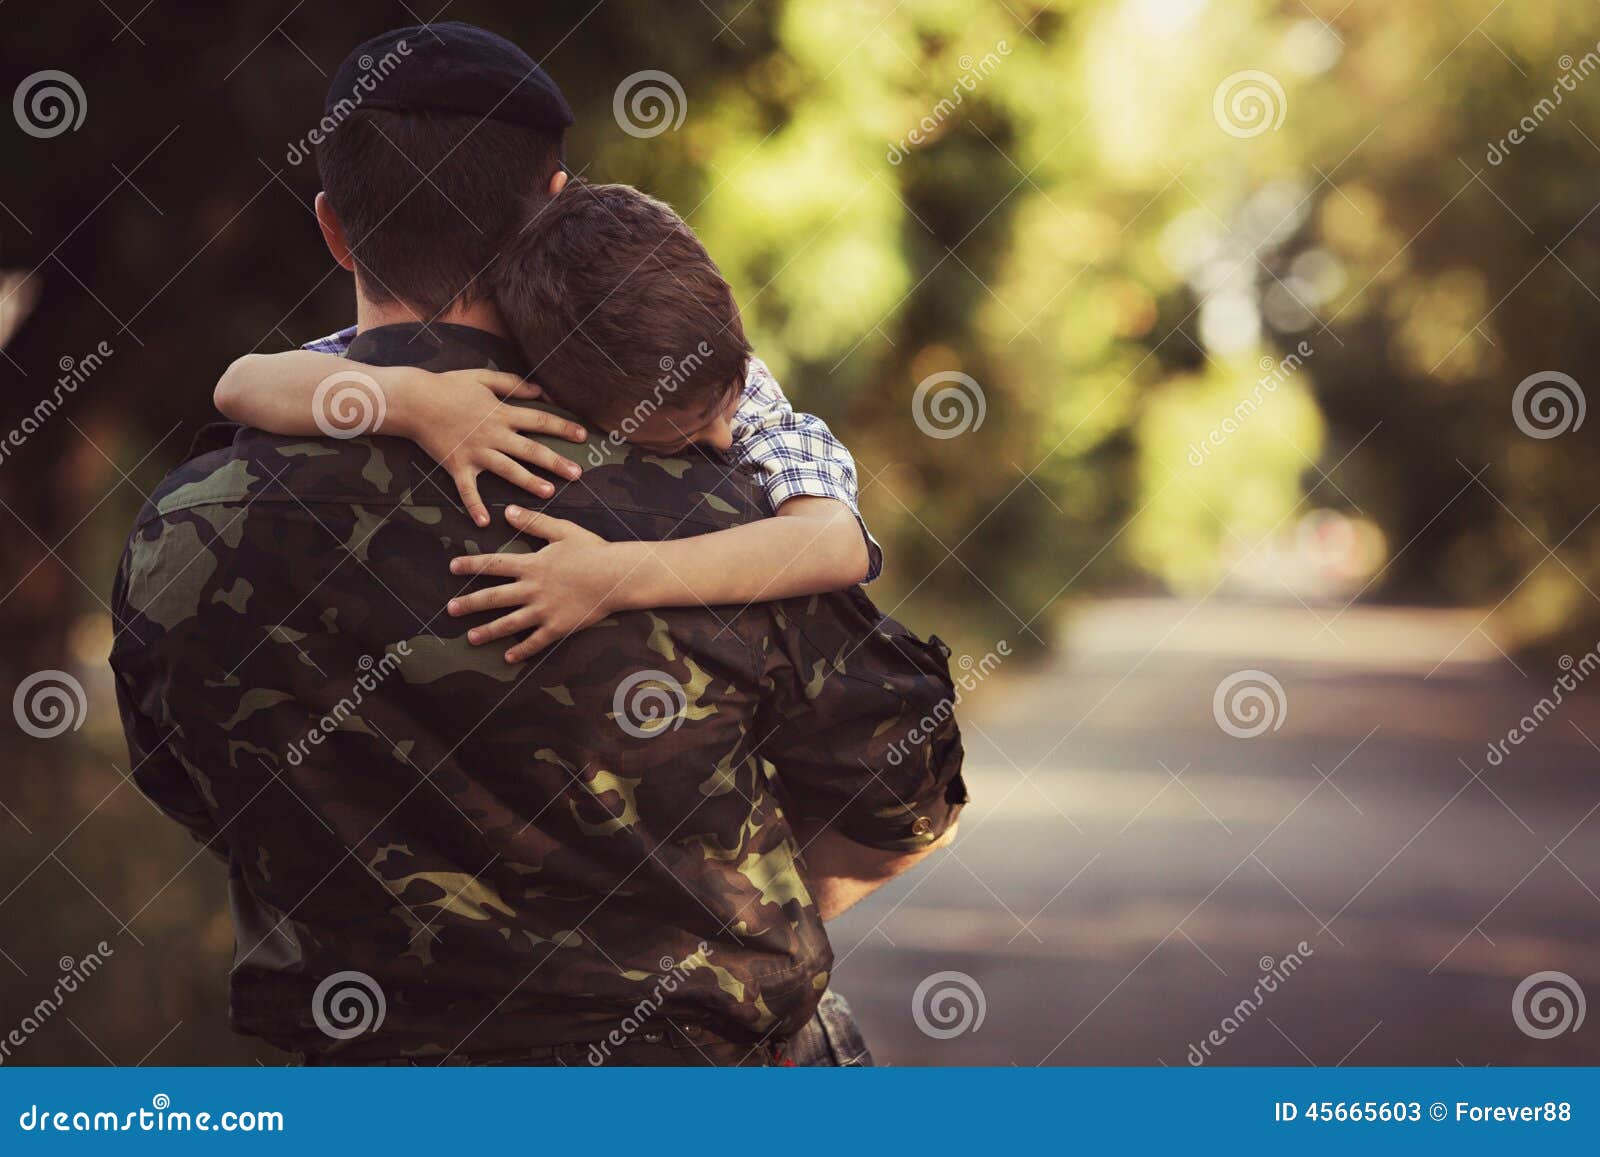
[{"left": 827, "top": 600, "right": 1600, "bottom": 1065}]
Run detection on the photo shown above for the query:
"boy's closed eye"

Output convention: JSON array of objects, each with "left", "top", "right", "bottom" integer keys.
[{"left": 616, "top": 385, "right": 739, "bottom": 454}]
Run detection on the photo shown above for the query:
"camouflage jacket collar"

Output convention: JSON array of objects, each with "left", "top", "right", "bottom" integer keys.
[{"left": 345, "top": 322, "right": 529, "bottom": 376}]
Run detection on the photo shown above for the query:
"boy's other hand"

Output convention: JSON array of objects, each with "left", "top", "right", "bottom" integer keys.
[
  {"left": 389, "top": 368, "right": 588, "bottom": 528},
  {"left": 446, "top": 506, "right": 621, "bottom": 662}
]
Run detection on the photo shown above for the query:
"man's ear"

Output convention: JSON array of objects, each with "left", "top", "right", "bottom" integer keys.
[
  {"left": 547, "top": 169, "right": 568, "bottom": 197},
  {"left": 314, "top": 192, "right": 356, "bottom": 272}
]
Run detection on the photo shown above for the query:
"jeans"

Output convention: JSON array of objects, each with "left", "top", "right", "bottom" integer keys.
[{"left": 786, "top": 989, "right": 875, "bottom": 1066}]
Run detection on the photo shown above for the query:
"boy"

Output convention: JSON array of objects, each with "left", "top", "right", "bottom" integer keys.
[{"left": 215, "top": 181, "right": 881, "bottom": 662}]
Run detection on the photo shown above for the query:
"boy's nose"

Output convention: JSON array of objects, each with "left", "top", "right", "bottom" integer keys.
[{"left": 697, "top": 417, "right": 734, "bottom": 452}]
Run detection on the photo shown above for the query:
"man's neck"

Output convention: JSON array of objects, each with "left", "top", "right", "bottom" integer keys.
[{"left": 354, "top": 295, "right": 509, "bottom": 340}]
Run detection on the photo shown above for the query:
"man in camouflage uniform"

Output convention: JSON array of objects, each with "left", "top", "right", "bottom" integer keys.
[
  {"left": 109, "top": 25, "right": 965, "bottom": 1065},
  {"left": 111, "top": 322, "right": 964, "bottom": 1064}
]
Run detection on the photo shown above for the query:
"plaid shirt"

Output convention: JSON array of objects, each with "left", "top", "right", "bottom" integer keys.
[{"left": 305, "top": 326, "right": 881, "bottom": 579}]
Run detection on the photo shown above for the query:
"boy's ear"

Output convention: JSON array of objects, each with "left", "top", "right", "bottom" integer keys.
[
  {"left": 547, "top": 169, "right": 568, "bottom": 197},
  {"left": 314, "top": 192, "right": 356, "bottom": 272}
]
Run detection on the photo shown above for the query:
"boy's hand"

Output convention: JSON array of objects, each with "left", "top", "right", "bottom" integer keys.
[
  {"left": 387, "top": 368, "right": 589, "bottom": 528},
  {"left": 447, "top": 506, "right": 621, "bottom": 662}
]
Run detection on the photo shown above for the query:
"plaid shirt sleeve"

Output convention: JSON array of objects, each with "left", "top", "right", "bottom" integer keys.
[
  {"left": 730, "top": 358, "right": 882, "bottom": 582},
  {"left": 304, "top": 331, "right": 882, "bottom": 580},
  {"left": 303, "top": 325, "right": 357, "bottom": 356}
]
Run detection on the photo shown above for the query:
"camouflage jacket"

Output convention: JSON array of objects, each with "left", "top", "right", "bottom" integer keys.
[{"left": 110, "top": 323, "right": 966, "bottom": 1061}]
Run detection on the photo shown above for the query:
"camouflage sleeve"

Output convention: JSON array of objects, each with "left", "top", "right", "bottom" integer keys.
[
  {"left": 109, "top": 554, "right": 223, "bottom": 853},
  {"left": 757, "top": 589, "right": 966, "bottom": 853}
]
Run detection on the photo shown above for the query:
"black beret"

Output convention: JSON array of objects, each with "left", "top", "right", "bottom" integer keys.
[{"left": 326, "top": 21, "right": 574, "bottom": 132}]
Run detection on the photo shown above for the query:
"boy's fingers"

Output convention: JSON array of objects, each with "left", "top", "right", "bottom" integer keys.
[
  {"left": 465, "top": 607, "right": 538, "bottom": 646},
  {"left": 505, "top": 506, "right": 581, "bottom": 542},
  {"left": 451, "top": 468, "right": 490, "bottom": 528},
  {"left": 506, "top": 626, "right": 559, "bottom": 663},
  {"left": 449, "top": 553, "right": 529, "bottom": 578},
  {"left": 482, "top": 372, "right": 542, "bottom": 399},
  {"left": 447, "top": 584, "right": 530, "bottom": 617},
  {"left": 506, "top": 436, "right": 582, "bottom": 482},
  {"left": 509, "top": 408, "right": 587, "bottom": 445},
  {"left": 486, "top": 451, "right": 557, "bottom": 498}
]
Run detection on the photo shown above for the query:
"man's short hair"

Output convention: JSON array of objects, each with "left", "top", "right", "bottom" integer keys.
[
  {"left": 494, "top": 181, "right": 751, "bottom": 431},
  {"left": 316, "top": 109, "right": 562, "bottom": 318}
]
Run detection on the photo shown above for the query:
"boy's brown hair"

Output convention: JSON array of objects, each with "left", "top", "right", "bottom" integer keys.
[{"left": 493, "top": 181, "right": 750, "bottom": 432}]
